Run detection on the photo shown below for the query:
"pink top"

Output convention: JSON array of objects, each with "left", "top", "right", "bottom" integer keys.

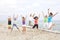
[{"left": 34, "top": 19, "right": 38, "bottom": 24}]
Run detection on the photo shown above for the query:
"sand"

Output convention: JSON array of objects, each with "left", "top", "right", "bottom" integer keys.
[{"left": 0, "top": 25, "right": 60, "bottom": 40}]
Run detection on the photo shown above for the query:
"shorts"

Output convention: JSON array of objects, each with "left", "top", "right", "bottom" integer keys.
[
  {"left": 48, "top": 22, "right": 53, "bottom": 28},
  {"left": 22, "top": 24, "right": 26, "bottom": 27},
  {"left": 43, "top": 22, "right": 48, "bottom": 29},
  {"left": 33, "top": 24, "right": 38, "bottom": 29}
]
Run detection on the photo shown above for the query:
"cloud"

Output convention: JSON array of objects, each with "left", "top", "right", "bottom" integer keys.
[{"left": 0, "top": 0, "right": 60, "bottom": 20}]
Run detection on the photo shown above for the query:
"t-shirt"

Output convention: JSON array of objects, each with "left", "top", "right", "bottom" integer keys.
[
  {"left": 22, "top": 20, "right": 25, "bottom": 25},
  {"left": 8, "top": 18, "right": 11, "bottom": 25},
  {"left": 8, "top": 21, "right": 11, "bottom": 25},
  {"left": 34, "top": 19, "right": 38, "bottom": 24},
  {"left": 13, "top": 18, "right": 17, "bottom": 24},
  {"left": 34, "top": 16, "right": 38, "bottom": 24},
  {"left": 44, "top": 17, "right": 48, "bottom": 23},
  {"left": 48, "top": 16, "right": 52, "bottom": 23}
]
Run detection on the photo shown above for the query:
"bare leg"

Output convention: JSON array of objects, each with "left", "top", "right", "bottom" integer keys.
[
  {"left": 22, "top": 27, "right": 26, "bottom": 32},
  {"left": 11, "top": 28, "right": 13, "bottom": 32},
  {"left": 8, "top": 25, "right": 11, "bottom": 29},
  {"left": 15, "top": 25, "right": 20, "bottom": 32},
  {"left": 48, "top": 24, "right": 55, "bottom": 30},
  {"left": 17, "top": 28, "right": 20, "bottom": 32}
]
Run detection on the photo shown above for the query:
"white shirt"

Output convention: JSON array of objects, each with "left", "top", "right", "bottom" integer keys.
[{"left": 13, "top": 17, "right": 17, "bottom": 24}]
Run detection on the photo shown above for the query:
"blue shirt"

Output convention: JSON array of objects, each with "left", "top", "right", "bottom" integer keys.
[{"left": 48, "top": 16, "right": 52, "bottom": 23}]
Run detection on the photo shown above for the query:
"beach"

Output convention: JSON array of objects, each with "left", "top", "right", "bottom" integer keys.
[
  {"left": 0, "top": 25, "right": 60, "bottom": 40},
  {"left": 0, "top": 0, "right": 60, "bottom": 40}
]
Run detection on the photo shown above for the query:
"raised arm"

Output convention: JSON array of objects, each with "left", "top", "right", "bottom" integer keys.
[
  {"left": 42, "top": 11, "right": 44, "bottom": 17},
  {"left": 38, "top": 13, "right": 40, "bottom": 18},
  {"left": 26, "top": 15, "right": 27, "bottom": 18},
  {"left": 30, "top": 13, "right": 32, "bottom": 17},
  {"left": 53, "top": 12, "right": 58, "bottom": 17},
  {"left": 13, "top": 14, "right": 18, "bottom": 18},
  {"left": 13, "top": 14, "right": 15, "bottom": 19},
  {"left": 20, "top": 14, "right": 22, "bottom": 18},
  {"left": 32, "top": 13, "right": 35, "bottom": 18},
  {"left": 48, "top": 8, "right": 50, "bottom": 15},
  {"left": 16, "top": 14, "right": 18, "bottom": 18}
]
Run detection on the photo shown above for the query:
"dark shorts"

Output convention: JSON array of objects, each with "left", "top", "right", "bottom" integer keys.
[{"left": 33, "top": 24, "right": 38, "bottom": 29}]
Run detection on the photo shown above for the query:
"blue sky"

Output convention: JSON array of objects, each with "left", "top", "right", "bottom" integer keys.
[{"left": 0, "top": 0, "right": 60, "bottom": 20}]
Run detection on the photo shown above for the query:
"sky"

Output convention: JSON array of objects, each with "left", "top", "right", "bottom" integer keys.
[{"left": 0, "top": 0, "right": 60, "bottom": 21}]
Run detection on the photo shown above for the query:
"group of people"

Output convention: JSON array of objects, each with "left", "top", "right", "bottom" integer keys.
[{"left": 8, "top": 8, "right": 58, "bottom": 32}]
